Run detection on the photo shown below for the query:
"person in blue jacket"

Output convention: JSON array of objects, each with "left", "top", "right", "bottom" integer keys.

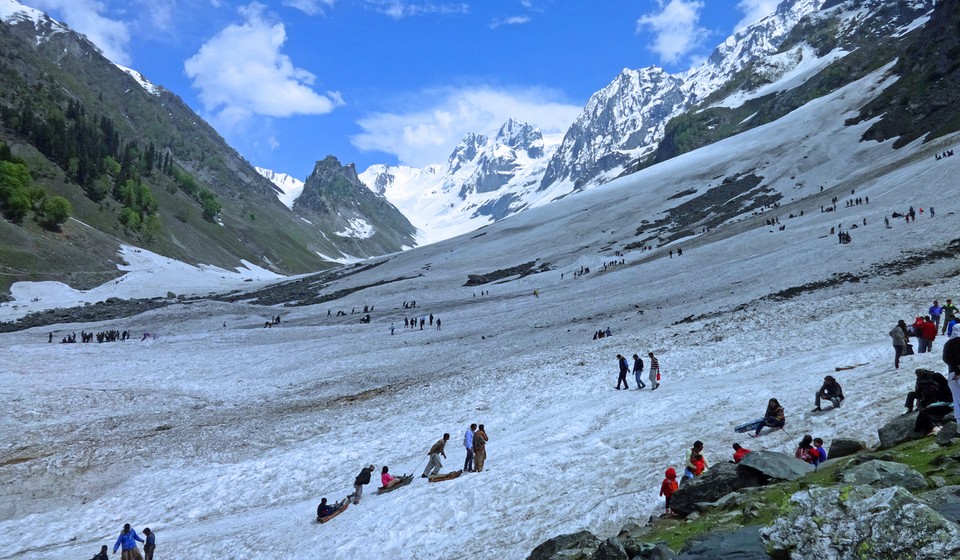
[
  {"left": 113, "top": 523, "right": 144, "bottom": 559},
  {"left": 632, "top": 353, "right": 646, "bottom": 389}
]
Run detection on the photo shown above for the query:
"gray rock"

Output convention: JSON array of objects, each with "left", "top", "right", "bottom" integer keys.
[
  {"left": 878, "top": 412, "right": 923, "bottom": 448},
  {"left": 919, "top": 485, "right": 960, "bottom": 524},
  {"left": 936, "top": 421, "right": 958, "bottom": 446},
  {"left": 620, "top": 540, "right": 678, "bottom": 560},
  {"left": 763, "top": 485, "right": 960, "bottom": 559},
  {"left": 527, "top": 531, "right": 600, "bottom": 560},
  {"left": 827, "top": 438, "right": 866, "bottom": 459},
  {"left": 737, "top": 450, "right": 815, "bottom": 481},
  {"left": 676, "top": 526, "right": 767, "bottom": 559},
  {"left": 669, "top": 462, "right": 764, "bottom": 515},
  {"left": 592, "top": 537, "right": 628, "bottom": 560},
  {"left": 841, "top": 459, "right": 928, "bottom": 490}
]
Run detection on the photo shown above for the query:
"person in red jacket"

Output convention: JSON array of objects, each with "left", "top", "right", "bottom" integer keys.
[
  {"left": 918, "top": 316, "right": 938, "bottom": 353},
  {"left": 732, "top": 443, "right": 751, "bottom": 463},
  {"left": 659, "top": 467, "right": 679, "bottom": 515}
]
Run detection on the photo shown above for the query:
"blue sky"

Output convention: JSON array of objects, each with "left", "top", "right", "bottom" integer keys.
[{"left": 20, "top": 0, "right": 782, "bottom": 180}]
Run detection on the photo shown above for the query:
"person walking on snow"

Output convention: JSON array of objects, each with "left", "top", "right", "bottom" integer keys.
[
  {"left": 632, "top": 353, "right": 646, "bottom": 389},
  {"left": 142, "top": 528, "right": 155, "bottom": 560},
  {"left": 350, "top": 464, "right": 375, "bottom": 504},
  {"left": 422, "top": 433, "right": 449, "bottom": 477},
  {"left": 473, "top": 424, "right": 489, "bottom": 471},
  {"left": 648, "top": 352, "right": 660, "bottom": 390},
  {"left": 464, "top": 424, "right": 477, "bottom": 472},
  {"left": 931, "top": 300, "right": 944, "bottom": 329},
  {"left": 113, "top": 523, "right": 144, "bottom": 560},
  {"left": 890, "top": 321, "right": 907, "bottom": 369},
  {"left": 616, "top": 354, "right": 630, "bottom": 390}
]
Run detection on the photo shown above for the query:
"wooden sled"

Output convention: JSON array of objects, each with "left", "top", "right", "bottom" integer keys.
[
  {"left": 428, "top": 470, "right": 463, "bottom": 483},
  {"left": 834, "top": 362, "right": 869, "bottom": 371},
  {"left": 377, "top": 474, "right": 413, "bottom": 494},
  {"left": 317, "top": 499, "right": 349, "bottom": 524}
]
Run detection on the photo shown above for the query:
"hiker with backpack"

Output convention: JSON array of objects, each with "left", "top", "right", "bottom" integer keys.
[
  {"left": 754, "top": 398, "right": 786, "bottom": 436},
  {"left": 813, "top": 375, "right": 844, "bottom": 411}
]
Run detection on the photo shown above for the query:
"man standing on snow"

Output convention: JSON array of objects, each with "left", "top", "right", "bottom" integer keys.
[
  {"left": 464, "top": 424, "right": 477, "bottom": 472},
  {"left": 919, "top": 316, "right": 937, "bottom": 354},
  {"left": 942, "top": 299, "right": 959, "bottom": 335},
  {"left": 616, "top": 354, "right": 630, "bottom": 390},
  {"left": 422, "top": 433, "right": 450, "bottom": 478},
  {"left": 930, "top": 300, "right": 944, "bottom": 330},
  {"left": 350, "top": 464, "right": 375, "bottom": 505},
  {"left": 113, "top": 523, "right": 144, "bottom": 560},
  {"left": 648, "top": 352, "right": 660, "bottom": 390}
]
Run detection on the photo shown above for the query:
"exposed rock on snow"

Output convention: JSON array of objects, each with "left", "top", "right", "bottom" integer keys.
[
  {"left": 669, "top": 462, "right": 764, "bottom": 516},
  {"left": 827, "top": 438, "right": 866, "bottom": 459},
  {"left": 738, "top": 450, "right": 815, "bottom": 482},
  {"left": 840, "top": 459, "right": 928, "bottom": 490},
  {"left": 762, "top": 485, "right": 960, "bottom": 559}
]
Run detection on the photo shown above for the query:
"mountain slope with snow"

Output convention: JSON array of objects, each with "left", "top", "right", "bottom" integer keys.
[
  {"left": 3, "top": 59, "right": 960, "bottom": 560},
  {"left": 255, "top": 167, "right": 305, "bottom": 210}
]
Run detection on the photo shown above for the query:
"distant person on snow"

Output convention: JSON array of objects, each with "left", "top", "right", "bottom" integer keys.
[
  {"left": 683, "top": 441, "right": 708, "bottom": 481},
  {"left": 754, "top": 398, "right": 785, "bottom": 436},
  {"left": 632, "top": 353, "right": 646, "bottom": 389},
  {"left": 473, "top": 424, "right": 489, "bottom": 472},
  {"left": 381, "top": 466, "right": 402, "bottom": 489},
  {"left": 648, "top": 352, "right": 661, "bottom": 390},
  {"left": 918, "top": 316, "right": 938, "bottom": 354},
  {"left": 350, "top": 464, "right": 375, "bottom": 505},
  {"left": 942, "top": 299, "right": 959, "bottom": 335},
  {"left": 813, "top": 375, "right": 844, "bottom": 411},
  {"left": 91, "top": 545, "right": 109, "bottom": 560},
  {"left": 113, "top": 523, "right": 144, "bottom": 560},
  {"left": 930, "top": 300, "right": 944, "bottom": 329},
  {"left": 464, "top": 424, "right": 477, "bottom": 472},
  {"left": 732, "top": 443, "right": 751, "bottom": 463},
  {"left": 890, "top": 321, "right": 908, "bottom": 369},
  {"left": 659, "top": 467, "right": 679, "bottom": 515},
  {"left": 422, "top": 433, "right": 450, "bottom": 478},
  {"left": 615, "top": 354, "right": 630, "bottom": 390}
]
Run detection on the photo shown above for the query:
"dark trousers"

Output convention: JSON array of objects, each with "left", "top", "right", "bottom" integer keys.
[
  {"left": 905, "top": 391, "right": 920, "bottom": 412},
  {"left": 464, "top": 449, "right": 474, "bottom": 471},
  {"left": 617, "top": 372, "right": 629, "bottom": 389},
  {"left": 894, "top": 345, "right": 903, "bottom": 368},
  {"left": 144, "top": 543, "right": 155, "bottom": 560}
]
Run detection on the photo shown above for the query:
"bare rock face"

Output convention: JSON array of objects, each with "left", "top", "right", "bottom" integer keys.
[
  {"left": 827, "top": 438, "right": 866, "bottom": 459},
  {"left": 841, "top": 459, "right": 928, "bottom": 491},
  {"left": 762, "top": 485, "right": 960, "bottom": 559}
]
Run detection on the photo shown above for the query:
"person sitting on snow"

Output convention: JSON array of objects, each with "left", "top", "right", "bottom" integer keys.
[
  {"left": 754, "top": 398, "right": 785, "bottom": 436},
  {"left": 813, "top": 375, "right": 844, "bottom": 411}
]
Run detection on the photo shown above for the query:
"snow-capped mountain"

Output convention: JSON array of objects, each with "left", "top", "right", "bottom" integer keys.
[
  {"left": 359, "top": 118, "right": 562, "bottom": 245},
  {"left": 255, "top": 167, "right": 305, "bottom": 210}
]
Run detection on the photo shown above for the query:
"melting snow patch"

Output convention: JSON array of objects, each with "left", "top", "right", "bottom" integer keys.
[{"left": 335, "top": 218, "right": 375, "bottom": 239}]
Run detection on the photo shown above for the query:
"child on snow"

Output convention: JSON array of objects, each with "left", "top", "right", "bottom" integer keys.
[{"left": 659, "top": 468, "right": 679, "bottom": 515}]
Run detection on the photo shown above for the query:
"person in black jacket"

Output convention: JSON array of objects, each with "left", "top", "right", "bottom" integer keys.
[
  {"left": 615, "top": 354, "right": 630, "bottom": 390},
  {"left": 812, "top": 375, "right": 844, "bottom": 411},
  {"left": 350, "top": 464, "right": 375, "bottom": 505},
  {"left": 91, "top": 545, "right": 108, "bottom": 560},
  {"left": 944, "top": 332, "right": 960, "bottom": 424}
]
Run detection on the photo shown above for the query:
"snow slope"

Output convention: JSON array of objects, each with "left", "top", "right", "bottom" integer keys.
[{"left": 1, "top": 67, "right": 960, "bottom": 560}]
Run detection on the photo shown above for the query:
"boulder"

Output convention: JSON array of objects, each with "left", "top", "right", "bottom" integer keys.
[
  {"left": 878, "top": 412, "right": 923, "bottom": 448},
  {"left": 527, "top": 531, "right": 600, "bottom": 560},
  {"left": 621, "top": 541, "right": 677, "bottom": 560},
  {"left": 669, "top": 462, "right": 764, "bottom": 515},
  {"left": 592, "top": 537, "right": 628, "bottom": 560},
  {"left": 827, "top": 438, "right": 866, "bottom": 459},
  {"left": 737, "top": 450, "right": 815, "bottom": 481},
  {"left": 841, "top": 459, "right": 928, "bottom": 490},
  {"left": 919, "top": 485, "right": 960, "bottom": 524},
  {"left": 762, "top": 485, "right": 960, "bottom": 559},
  {"left": 936, "top": 421, "right": 958, "bottom": 446},
  {"left": 677, "top": 526, "right": 767, "bottom": 559}
]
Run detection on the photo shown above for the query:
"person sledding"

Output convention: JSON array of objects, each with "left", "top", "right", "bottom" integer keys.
[
  {"left": 316, "top": 496, "right": 350, "bottom": 522},
  {"left": 753, "top": 398, "right": 786, "bottom": 437},
  {"left": 812, "top": 375, "right": 844, "bottom": 411}
]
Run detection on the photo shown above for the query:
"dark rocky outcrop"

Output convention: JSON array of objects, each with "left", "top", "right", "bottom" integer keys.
[
  {"left": 877, "top": 411, "right": 924, "bottom": 448},
  {"left": 841, "top": 459, "right": 928, "bottom": 491},
  {"left": 670, "top": 462, "right": 764, "bottom": 515},
  {"left": 527, "top": 530, "right": 601, "bottom": 560},
  {"left": 677, "top": 526, "right": 767, "bottom": 559},
  {"left": 936, "top": 421, "right": 958, "bottom": 446},
  {"left": 827, "top": 438, "right": 866, "bottom": 459}
]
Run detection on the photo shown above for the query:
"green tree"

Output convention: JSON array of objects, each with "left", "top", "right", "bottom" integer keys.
[
  {"left": 41, "top": 196, "right": 71, "bottom": 227},
  {"left": 143, "top": 213, "right": 162, "bottom": 242},
  {"left": 119, "top": 206, "right": 141, "bottom": 230},
  {"left": 27, "top": 186, "right": 46, "bottom": 212},
  {"left": 4, "top": 189, "right": 30, "bottom": 222}
]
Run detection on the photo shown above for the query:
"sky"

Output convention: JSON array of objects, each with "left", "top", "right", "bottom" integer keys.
[{"left": 18, "top": 0, "right": 782, "bottom": 180}]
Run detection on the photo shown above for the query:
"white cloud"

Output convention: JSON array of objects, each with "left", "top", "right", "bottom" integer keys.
[
  {"left": 490, "top": 15, "right": 531, "bottom": 29},
  {"left": 26, "top": 0, "right": 132, "bottom": 65},
  {"left": 365, "top": 1, "right": 470, "bottom": 19},
  {"left": 184, "top": 2, "right": 344, "bottom": 126},
  {"left": 636, "top": 0, "right": 708, "bottom": 66},
  {"left": 282, "top": 0, "right": 336, "bottom": 16},
  {"left": 351, "top": 87, "right": 581, "bottom": 167},
  {"left": 734, "top": 0, "right": 780, "bottom": 32}
]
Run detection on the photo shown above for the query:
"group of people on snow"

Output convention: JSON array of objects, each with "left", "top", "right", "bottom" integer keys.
[
  {"left": 615, "top": 352, "right": 660, "bottom": 390},
  {"left": 889, "top": 299, "right": 959, "bottom": 368},
  {"left": 87, "top": 524, "right": 155, "bottom": 560}
]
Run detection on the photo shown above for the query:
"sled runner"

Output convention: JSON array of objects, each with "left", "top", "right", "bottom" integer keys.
[
  {"left": 734, "top": 418, "right": 765, "bottom": 434},
  {"left": 377, "top": 474, "right": 414, "bottom": 494},
  {"left": 317, "top": 499, "right": 349, "bottom": 524},
  {"left": 428, "top": 470, "right": 463, "bottom": 483}
]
